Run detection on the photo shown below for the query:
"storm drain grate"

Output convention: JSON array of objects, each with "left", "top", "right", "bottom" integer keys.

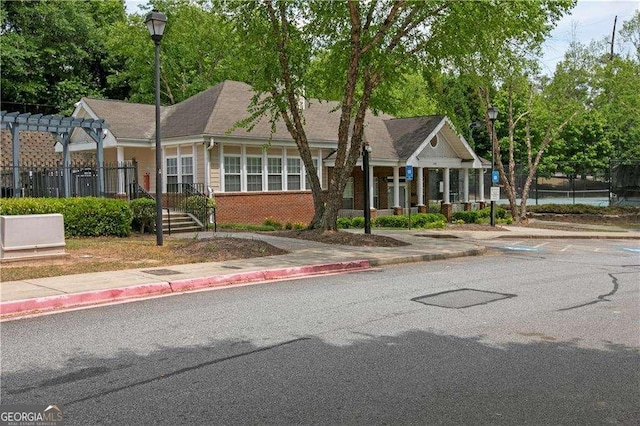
[
  {"left": 221, "top": 265, "right": 243, "bottom": 270},
  {"left": 142, "top": 269, "right": 183, "bottom": 276},
  {"left": 412, "top": 288, "right": 516, "bottom": 309}
]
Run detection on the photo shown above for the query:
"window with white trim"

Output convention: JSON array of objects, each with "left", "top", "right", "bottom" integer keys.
[
  {"left": 246, "top": 156, "right": 263, "bottom": 191},
  {"left": 181, "top": 156, "right": 193, "bottom": 185},
  {"left": 305, "top": 158, "right": 319, "bottom": 190},
  {"left": 342, "top": 177, "right": 354, "bottom": 209},
  {"left": 166, "top": 157, "right": 178, "bottom": 193},
  {"left": 224, "top": 156, "right": 241, "bottom": 192},
  {"left": 267, "top": 157, "right": 282, "bottom": 191},
  {"left": 287, "top": 158, "right": 301, "bottom": 190}
]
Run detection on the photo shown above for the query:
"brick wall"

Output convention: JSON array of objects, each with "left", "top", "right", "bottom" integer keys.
[{"left": 215, "top": 191, "right": 316, "bottom": 225}]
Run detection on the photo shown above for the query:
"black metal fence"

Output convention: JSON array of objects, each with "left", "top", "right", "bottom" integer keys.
[
  {"left": 0, "top": 161, "right": 138, "bottom": 199},
  {"left": 433, "top": 160, "right": 639, "bottom": 207}
]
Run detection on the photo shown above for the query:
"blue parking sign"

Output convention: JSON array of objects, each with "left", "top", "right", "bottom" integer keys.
[
  {"left": 406, "top": 165, "right": 413, "bottom": 181},
  {"left": 492, "top": 170, "right": 499, "bottom": 184}
]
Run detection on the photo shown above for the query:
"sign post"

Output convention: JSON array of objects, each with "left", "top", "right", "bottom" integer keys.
[{"left": 406, "top": 165, "right": 413, "bottom": 229}]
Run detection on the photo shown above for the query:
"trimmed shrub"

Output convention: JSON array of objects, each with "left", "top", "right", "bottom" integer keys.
[
  {"left": 350, "top": 216, "right": 365, "bottom": 228},
  {"left": 452, "top": 210, "right": 479, "bottom": 224},
  {"left": 337, "top": 217, "right": 353, "bottom": 229},
  {"left": 62, "top": 197, "right": 132, "bottom": 237},
  {"left": 130, "top": 198, "right": 157, "bottom": 234},
  {"left": 477, "top": 206, "right": 508, "bottom": 220},
  {"left": 180, "top": 196, "right": 215, "bottom": 223},
  {"left": 0, "top": 197, "right": 132, "bottom": 237},
  {"left": 410, "top": 213, "right": 447, "bottom": 228}
]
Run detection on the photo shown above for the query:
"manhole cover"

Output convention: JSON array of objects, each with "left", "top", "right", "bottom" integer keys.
[
  {"left": 412, "top": 288, "right": 516, "bottom": 309},
  {"left": 142, "top": 269, "right": 183, "bottom": 276}
]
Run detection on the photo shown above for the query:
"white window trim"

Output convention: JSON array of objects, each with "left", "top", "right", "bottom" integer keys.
[
  {"left": 267, "top": 155, "right": 284, "bottom": 192},
  {"left": 246, "top": 155, "right": 263, "bottom": 192},
  {"left": 223, "top": 154, "right": 241, "bottom": 192}
]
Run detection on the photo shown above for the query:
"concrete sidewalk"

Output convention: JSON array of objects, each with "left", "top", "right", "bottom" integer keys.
[{"left": 1, "top": 222, "right": 638, "bottom": 318}]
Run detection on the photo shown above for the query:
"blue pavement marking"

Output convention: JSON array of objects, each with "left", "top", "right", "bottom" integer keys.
[
  {"left": 620, "top": 247, "right": 640, "bottom": 253},
  {"left": 499, "top": 246, "right": 543, "bottom": 252}
]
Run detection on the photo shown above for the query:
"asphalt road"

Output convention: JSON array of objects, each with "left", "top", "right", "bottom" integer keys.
[{"left": 1, "top": 239, "right": 639, "bottom": 425}]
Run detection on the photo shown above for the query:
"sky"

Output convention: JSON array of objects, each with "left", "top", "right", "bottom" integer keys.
[
  {"left": 125, "top": 0, "right": 640, "bottom": 74},
  {"left": 540, "top": 0, "right": 640, "bottom": 74}
]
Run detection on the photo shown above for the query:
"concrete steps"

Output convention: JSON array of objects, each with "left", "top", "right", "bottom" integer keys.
[{"left": 162, "top": 210, "right": 203, "bottom": 234}]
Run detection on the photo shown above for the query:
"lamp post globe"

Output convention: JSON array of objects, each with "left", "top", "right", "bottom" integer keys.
[{"left": 145, "top": 10, "right": 167, "bottom": 246}]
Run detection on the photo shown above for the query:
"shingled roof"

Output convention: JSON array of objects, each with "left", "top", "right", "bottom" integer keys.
[
  {"left": 385, "top": 116, "right": 444, "bottom": 160},
  {"left": 77, "top": 81, "right": 476, "bottom": 164}
]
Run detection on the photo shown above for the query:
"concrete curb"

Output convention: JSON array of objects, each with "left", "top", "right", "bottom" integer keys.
[
  {"left": 493, "top": 234, "right": 640, "bottom": 240},
  {"left": 369, "top": 247, "right": 486, "bottom": 267},
  {"left": 0, "top": 260, "right": 370, "bottom": 318}
]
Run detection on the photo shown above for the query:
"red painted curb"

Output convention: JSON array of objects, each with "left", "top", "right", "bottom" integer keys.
[
  {"left": 169, "top": 260, "right": 371, "bottom": 292},
  {"left": 0, "top": 260, "right": 370, "bottom": 318},
  {"left": 0, "top": 282, "right": 173, "bottom": 317}
]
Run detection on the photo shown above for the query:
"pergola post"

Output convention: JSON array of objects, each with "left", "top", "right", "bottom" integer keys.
[{"left": 11, "top": 123, "right": 20, "bottom": 197}]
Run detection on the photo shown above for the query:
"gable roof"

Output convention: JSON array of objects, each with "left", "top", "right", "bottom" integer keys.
[
  {"left": 385, "top": 115, "right": 444, "bottom": 160},
  {"left": 76, "top": 81, "right": 481, "bottom": 166},
  {"left": 81, "top": 98, "right": 156, "bottom": 140}
]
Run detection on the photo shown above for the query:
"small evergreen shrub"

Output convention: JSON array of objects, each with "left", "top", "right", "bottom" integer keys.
[
  {"left": 350, "top": 216, "right": 365, "bottom": 228},
  {"left": 410, "top": 213, "right": 447, "bottom": 228},
  {"left": 180, "top": 196, "right": 215, "bottom": 222},
  {"left": 130, "top": 198, "right": 157, "bottom": 233},
  {"left": 452, "top": 210, "right": 479, "bottom": 224},
  {"left": 337, "top": 217, "right": 353, "bottom": 229}
]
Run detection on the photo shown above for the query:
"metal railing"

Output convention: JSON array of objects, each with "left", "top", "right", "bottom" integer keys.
[{"left": 0, "top": 161, "right": 138, "bottom": 199}]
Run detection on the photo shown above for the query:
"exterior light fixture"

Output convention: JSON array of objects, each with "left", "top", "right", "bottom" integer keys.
[{"left": 145, "top": 9, "right": 167, "bottom": 246}]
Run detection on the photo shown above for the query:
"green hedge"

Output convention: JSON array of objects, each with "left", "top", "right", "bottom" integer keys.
[
  {"left": 452, "top": 210, "right": 479, "bottom": 224},
  {"left": 338, "top": 213, "right": 447, "bottom": 229},
  {"left": 0, "top": 197, "right": 132, "bottom": 237},
  {"left": 527, "top": 204, "right": 639, "bottom": 215}
]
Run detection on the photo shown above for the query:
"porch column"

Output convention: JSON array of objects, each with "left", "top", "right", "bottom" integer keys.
[
  {"left": 368, "top": 164, "right": 374, "bottom": 209},
  {"left": 443, "top": 167, "right": 450, "bottom": 204},
  {"left": 393, "top": 166, "right": 400, "bottom": 209},
  {"left": 62, "top": 134, "right": 71, "bottom": 198},
  {"left": 11, "top": 124, "right": 20, "bottom": 197},
  {"left": 117, "top": 146, "right": 125, "bottom": 194},
  {"left": 416, "top": 166, "right": 425, "bottom": 207},
  {"left": 218, "top": 142, "right": 225, "bottom": 192},
  {"left": 462, "top": 168, "right": 469, "bottom": 203},
  {"left": 317, "top": 148, "right": 323, "bottom": 189},
  {"left": 96, "top": 129, "right": 104, "bottom": 196},
  {"left": 478, "top": 169, "right": 485, "bottom": 202},
  {"left": 441, "top": 167, "right": 452, "bottom": 222}
]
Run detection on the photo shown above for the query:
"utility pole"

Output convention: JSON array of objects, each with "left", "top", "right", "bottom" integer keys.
[{"left": 610, "top": 15, "right": 617, "bottom": 60}]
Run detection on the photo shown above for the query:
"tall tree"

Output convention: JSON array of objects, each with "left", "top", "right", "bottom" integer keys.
[
  {"left": 227, "top": 0, "right": 573, "bottom": 231},
  {"left": 105, "top": 0, "right": 250, "bottom": 105},
  {"left": 0, "top": 0, "right": 126, "bottom": 114}
]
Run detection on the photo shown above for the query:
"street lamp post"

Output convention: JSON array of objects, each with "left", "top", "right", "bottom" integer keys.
[
  {"left": 145, "top": 10, "right": 167, "bottom": 246},
  {"left": 363, "top": 143, "right": 372, "bottom": 234},
  {"left": 487, "top": 106, "right": 499, "bottom": 227}
]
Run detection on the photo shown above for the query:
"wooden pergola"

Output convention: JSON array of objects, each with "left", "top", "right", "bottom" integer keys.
[{"left": 0, "top": 111, "right": 109, "bottom": 197}]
